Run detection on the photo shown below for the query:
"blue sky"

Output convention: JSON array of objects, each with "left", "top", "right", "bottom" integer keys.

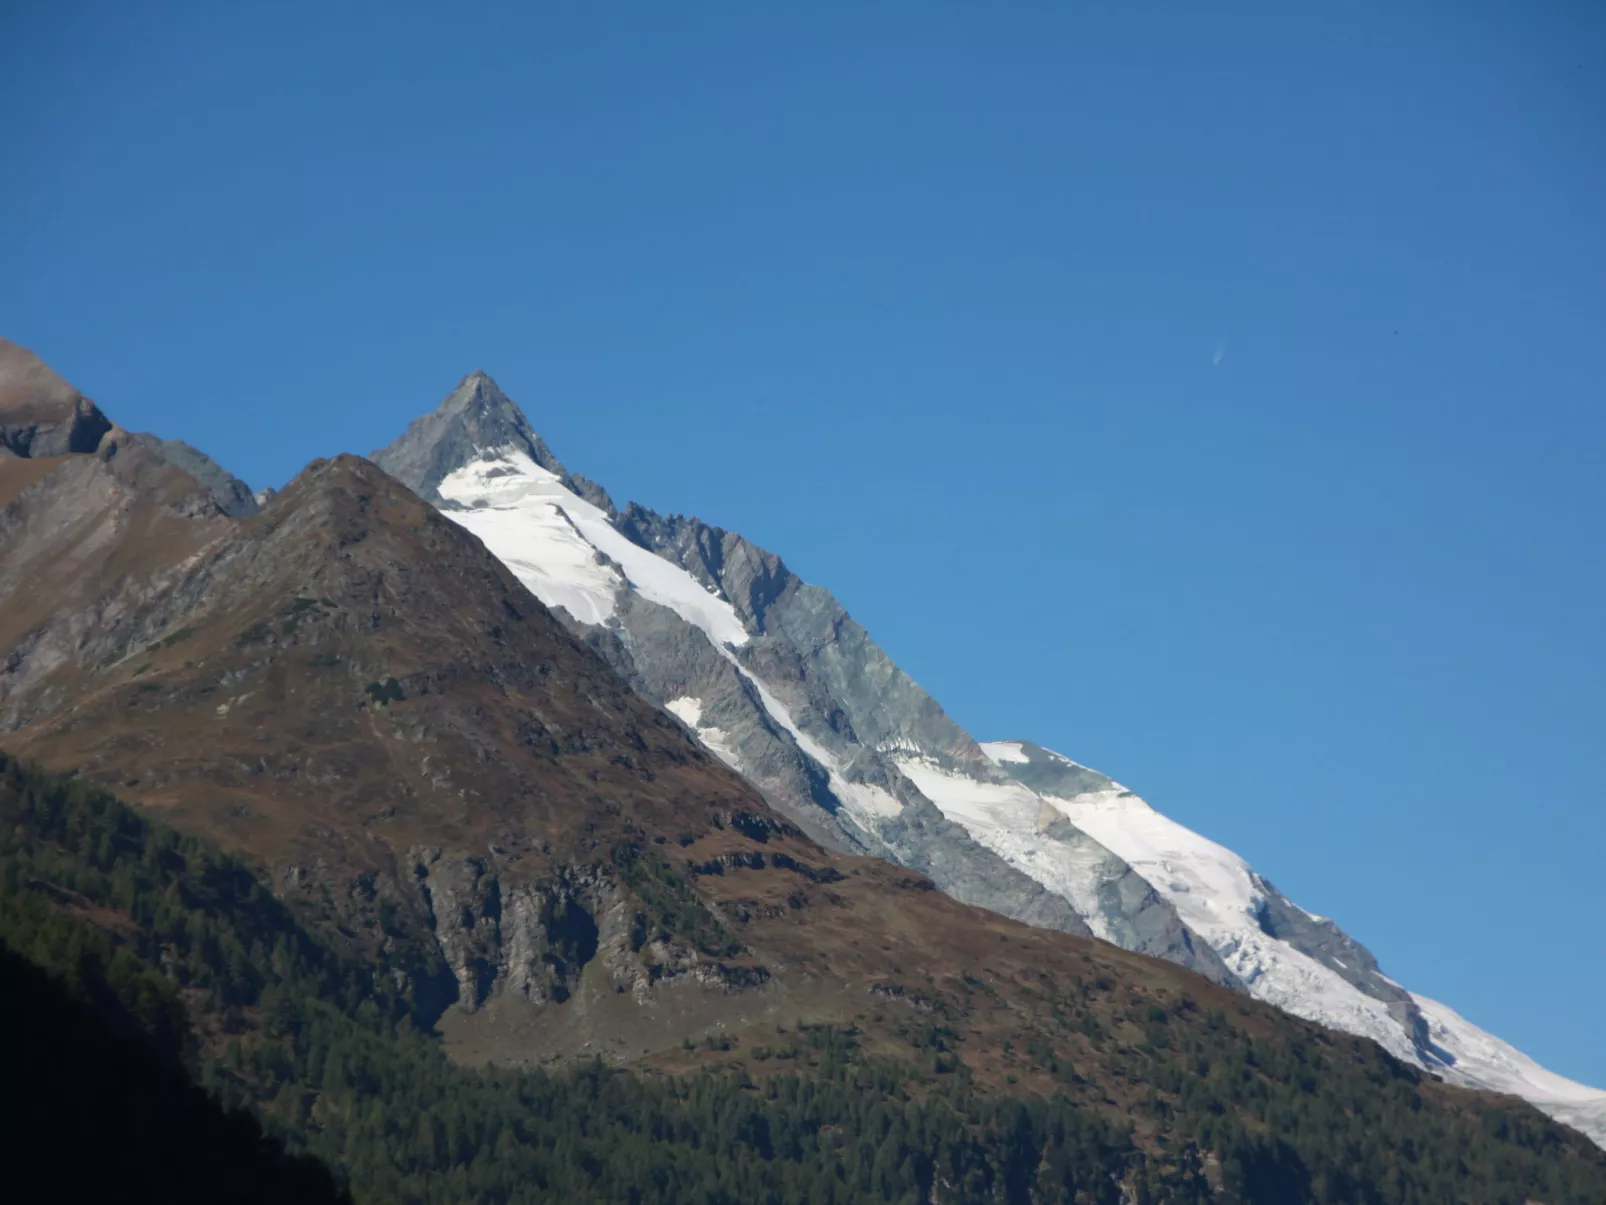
[{"left": 5, "top": 1, "right": 1603, "bottom": 1084}]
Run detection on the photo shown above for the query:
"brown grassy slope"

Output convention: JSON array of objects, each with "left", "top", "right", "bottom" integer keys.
[{"left": 3, "top": 438, "right": 1603, "bottom": 1175}]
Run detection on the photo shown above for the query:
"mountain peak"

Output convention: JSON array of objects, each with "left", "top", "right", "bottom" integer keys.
[
  {"left": 446, "top": 369, "right": 512, "bottom": 411},
  {"left": 0, "top": 337, "right": 113, "bottom": 458},
  {"left": 373, "top": 371, "right": 569, "bottom": 500}
]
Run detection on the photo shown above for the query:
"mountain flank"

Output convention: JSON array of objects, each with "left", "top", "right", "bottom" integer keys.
[{"left": 4, "top": 341, "right": 1604, "bottom": 1201}]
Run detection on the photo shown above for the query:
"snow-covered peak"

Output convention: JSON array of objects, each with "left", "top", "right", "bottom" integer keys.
[{"left": 372, "top": 371, "right": 570, "bottom": 501}]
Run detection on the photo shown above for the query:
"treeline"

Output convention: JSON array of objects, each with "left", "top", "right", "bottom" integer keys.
[{"left": 2, "top": 751, "right": 1603, "bottom": 1205}]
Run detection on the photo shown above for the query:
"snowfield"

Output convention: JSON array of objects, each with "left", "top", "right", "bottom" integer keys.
[
  {"left": 893, "top": 756, "right": 1128, "bottom": 943},
  {"left": 439, "top": 450, "right": 750, "bottom": 648},
  {"left": 1414, "top": 992, "right": 1606, "bottom": 1108},
  {"left": 1037, "top": 779, "right": 1418, "bottom": 1062}
]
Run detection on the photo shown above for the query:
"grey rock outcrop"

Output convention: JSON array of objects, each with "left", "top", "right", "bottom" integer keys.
[
  {"left": 0, "top": 338, "right": 113, "bottom": 457},
  {"left": 0, "top": 338, "right": 257, "bottom": 519},
  {"left": 410, "top": 846, "right": 756, "bottom": 1014},
  {"left": 984, "top": 742, "right": 1116, "bottom": 800},
  {"left": 125, "top": 433, "right": 259, "bottom": 517}
]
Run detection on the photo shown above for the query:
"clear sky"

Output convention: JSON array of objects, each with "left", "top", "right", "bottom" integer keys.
[{"left": 5, "top": 2, "right": 1603, "bottom": 1084}]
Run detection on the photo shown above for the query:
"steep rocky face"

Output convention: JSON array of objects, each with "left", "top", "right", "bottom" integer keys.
[
  {"left": 0, "top": 347, "right": 258, "bottom": 732},
  {"left": 0, "top": 443, "right": 237, "bottom": 732},
  {"left": 0, "top": 337, "right": 254, "bottom": 522}
]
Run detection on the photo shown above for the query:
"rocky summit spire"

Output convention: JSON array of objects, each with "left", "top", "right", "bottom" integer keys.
[{"left": 372, "top": 370, "right": 570, "bottom": 500}]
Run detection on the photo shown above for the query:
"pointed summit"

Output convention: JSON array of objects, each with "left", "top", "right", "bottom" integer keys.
[
  {"left": 373, "top": 370, "right": 570, "bottom": 500},
  {"left": 374, "top": 372, "right": 617, "bottom": 514}
]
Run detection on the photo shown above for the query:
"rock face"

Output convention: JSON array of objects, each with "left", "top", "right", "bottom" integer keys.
[
  {"left": 376, "top": 371, "right": 615, "bottom": 515},
  {"left": 125, "top": 433, "right": 259, "bottom": 517},
  {"left": 371, "top": 371, "right": 1606, "bottom": 1147},
  {"left": 0, "top": 338, "right": 255, "bottom": 518},
  {"left": 0, "top": 338, "right": 113, "bottom": 457},
  {"left": 413, "top": 850, "right": 619, "bottom": 1010}
]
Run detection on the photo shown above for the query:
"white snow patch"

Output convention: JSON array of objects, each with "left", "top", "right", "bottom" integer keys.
[
  {"left": 438, "top": 449, "right": 750, "bottom": 648},
  {"left": 438, "top": 448, "right": 904, "bottom": 818},
  {"left": 979, "top": 741, "right": 1031, "bottom": 765},
  {"left": 664, "top": 696, "right": 704, "bottom": 728},
  {"left": 663, "top": 696, "right": 742, "bottom": 770},
  {"left": 696, "top": 725, "right": 744, "bottom": 770},
  {"left": 439, "top": 459, "right": 622, "bottom": 626},
  {"left": 893, "top": 757, "right": 1127, "bottom": 943}
]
